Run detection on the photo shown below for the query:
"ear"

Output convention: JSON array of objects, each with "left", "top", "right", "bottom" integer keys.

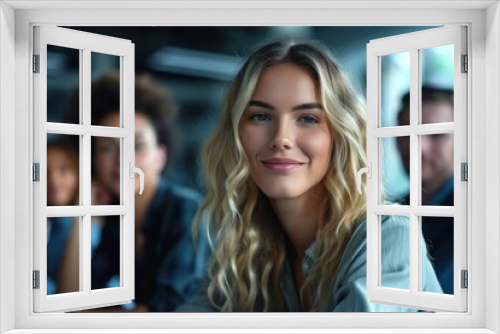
[{"left": 156, "top": 144, "right": 168, "bottom": 173}]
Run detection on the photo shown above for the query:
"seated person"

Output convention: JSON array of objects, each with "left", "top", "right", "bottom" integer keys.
[
  {"left": 177, "top": 40, "right": 441, "bottom": 312},
  {"left": 396, "top": 86, "right": 455, "bottom": 294},
  {"left": 59, "top": 73, "right": 210, "bottom": 312}
]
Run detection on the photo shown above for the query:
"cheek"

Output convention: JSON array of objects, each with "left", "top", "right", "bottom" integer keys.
[
  {"left": 135, "top": 149, "right": 157, "bottom": 171},
  {"left": 240, "top": 127, "right": 266, "bottom": 161},
  {"left": 303, "top": 132, "right": 333, "bottom": 163}
]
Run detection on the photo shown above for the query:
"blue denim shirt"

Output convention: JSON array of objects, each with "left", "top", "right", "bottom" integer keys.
[
  {"left": 91, "top": 178, "right": 210, "bottom": 311},
  {"left": 400, "top": 175, "right": 454, "bottom": 295},
  {"left": 176, "top": 214, "right": 442, "bottom": 312}
]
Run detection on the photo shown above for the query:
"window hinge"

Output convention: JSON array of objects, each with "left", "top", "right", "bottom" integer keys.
[
  {"left": 33, "top": 163, "right": 40, "bottom": 182},
  {"left": 33, "top": 270, "right": 40, "bottom": 289},
  {"left": 33, "top": 54, "right": 40, "bottom": 73},
  {"left": 461, "top": 162, "right": 468, "bottom": 181},
  {"left": 461, "top": 270, "right": 468, "bottom": 289},
  {"left": 461, "top": 54, "right": 468, "bottom": 73}
]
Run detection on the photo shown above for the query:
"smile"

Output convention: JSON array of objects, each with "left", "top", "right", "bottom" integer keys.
[{"left": 261, "top": 158, "right": 304, "bottom": 171}]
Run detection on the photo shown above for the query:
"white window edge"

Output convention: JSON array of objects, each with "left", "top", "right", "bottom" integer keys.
[{"left": 0, "top": 3, "right": 496, "bottom": 333}]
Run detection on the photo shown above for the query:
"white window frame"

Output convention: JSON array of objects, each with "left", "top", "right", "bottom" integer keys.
[
  {"left": 33, "top": 25, "right": 136, "bottom": 312},
  {"left": 366, "top": 26, "right": 468, "bottom": 312},
  {"left": 0, "top": 1, "right": 498, "bottom": 333}
]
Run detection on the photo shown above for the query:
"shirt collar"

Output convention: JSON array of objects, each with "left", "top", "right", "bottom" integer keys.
[{"left": 302, "top": 238, "right": 318, "bottom": 275}]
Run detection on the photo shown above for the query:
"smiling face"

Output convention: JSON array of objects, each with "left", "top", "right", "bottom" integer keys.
[
  {"left": 47, "top": 146, "right": 79, "bottom": 206},
  {"left": 239, "top": 63, "right": 333, "bottom": 201},
  {"left": 94, "top": 112, "right": 166, "bottom": 197},
  {"left": 397, "top": 100, "right": 454, "bottom": 187}
]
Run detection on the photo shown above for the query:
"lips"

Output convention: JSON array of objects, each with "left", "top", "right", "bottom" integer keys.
[{"left": 261, "top": 158, "right": 304, "bottom": 171}]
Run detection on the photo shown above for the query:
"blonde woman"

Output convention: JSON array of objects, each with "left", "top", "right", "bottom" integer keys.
[{"left": 178, "top": 40, "right": 442, "bottom": 312}]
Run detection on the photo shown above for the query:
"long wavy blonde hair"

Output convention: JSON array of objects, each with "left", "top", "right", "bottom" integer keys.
[{"left": 193, "top": 40, "right": 368, "bottom": 312}]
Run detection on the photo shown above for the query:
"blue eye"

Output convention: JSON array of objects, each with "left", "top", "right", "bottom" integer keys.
[
  {"left": 251, "top": 113, "right": 271, "bottom": 122},
  {"left": 299, "top": 115, "right": 319, "bottom": 124}
]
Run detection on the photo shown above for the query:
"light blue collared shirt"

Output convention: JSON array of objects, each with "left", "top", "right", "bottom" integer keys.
[{"left": 177, "top": 215, "right": 442, "bottom": 312}]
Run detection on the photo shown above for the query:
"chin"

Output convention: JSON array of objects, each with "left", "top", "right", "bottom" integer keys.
[{"left": 260, "top": 187, "right": 302, "bottom": 201}]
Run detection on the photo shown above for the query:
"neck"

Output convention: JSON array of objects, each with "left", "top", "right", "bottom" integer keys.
[
  {"left": 134, "top": 181, "right": 158, "bottom": 228},
  {"left": 270, "top": 186, "right": 325, "bottom": 261},
  {"left": 422, "top": 170, "right": 453, "bottom": 204}
]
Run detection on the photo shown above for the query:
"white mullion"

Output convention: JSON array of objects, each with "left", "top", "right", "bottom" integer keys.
[
  {"left": 46, "top": 205, "right": 131, "bottom": 217},
  {"left": 82, "top": 47, "right": 92, "bottom": 294},
  {"left": 46, "top": 122, "right": 89, "bottom": 136},
  {"left": 373, "top": 123, "right": 454, "bottom": 138},
  {"left": 373, "top": 205, "right": 455, "bottom": 217},
  {"left": 46, "top": 123, "right": 131, "bottom": 138},
  {"left": 90, "top": 125, "right": 130, "bottom": 138},
  {"left": 90, "top": 205, "right": 129, "bottom": 216},
  {"left": 413, "top": 122, "right": 454, "bottom": 135},
  {"left": 409, "top": 46, "right": 419, "bottom": 294},
  {"left": 46, "top": 206, "right": 90, "bottom": 217}
]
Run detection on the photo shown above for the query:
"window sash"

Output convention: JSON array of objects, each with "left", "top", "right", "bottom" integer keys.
[
  {"left": 32, "top": 25, "right": 135, "bottom": 313},
  {"left": 366, "top": 25, "right": 468, "bottom": 312}
]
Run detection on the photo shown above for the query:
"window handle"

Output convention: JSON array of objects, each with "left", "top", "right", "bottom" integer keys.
[
  {"left": 129, "top": 161, "right": 144, "bottom": 195},
  {"left": 357, "top": 162, "right": 371, "bottom": 195}
]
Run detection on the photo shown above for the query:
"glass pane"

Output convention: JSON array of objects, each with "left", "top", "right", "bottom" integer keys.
[
  {"left": 380, "top": 215, "right": 410, "bottom": 291},
  {"left": 47, "top": 44, "right": 80, "bottom": 124},
  {"left": 381, "top": 51, "right": 410, "bottom": 127},
  {"left": 92, "top": 136, "right": 121, "bottom": 205},
  {"left": 421, "top": 45, "right": 454, "bottom": 124},
  {"left": 381, "top": 137, "right": 410, "bottom": 204},
  {"left": 91, "top": 215, "right": 121, "bottom": 290},
  {"left": 91, "top": 52, "right": 121, "bottom": 127},
  {"left": 421, "top": 216, "right": 454, "bottom": 295},
  {"left": 47, "top": 216, "right": 80, "bottom": 294},
  {"left": 47, "top": 134, "right": 80, "bottom": 206},
  {"left": 420, "top": 134, "right": 454, "bottom": 206}
]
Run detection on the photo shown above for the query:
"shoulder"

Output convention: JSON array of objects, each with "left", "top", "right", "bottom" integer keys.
[
  {"left": 340, "top": 214, "right": 408, "bottom": 267},
  {"left": 162, "top": 179, "right": 203, "bottom": 206}
]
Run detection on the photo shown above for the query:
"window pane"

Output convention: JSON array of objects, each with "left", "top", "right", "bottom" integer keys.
[
  {"left": 92, "top": 136, "right": 121, "bottom": 205},
  {"left": 47, "top": 45, "right": 80, "bottom": 124},
  {"left": 47, "top": 134, "right": 80, "bottom": 206},
  {"left": 380, "top": 215, "right": 410, "bottom": 291},
  {"left": 91, "top": 52, "right": 121, "bottom": 127},
  {"left": 420, "top": 45, "right": 454, "bottom": 124},
  {"left": 91, "top": 215, "right": 121, "bottom": 291},
  {"left": 47, "top": 216, "right": 80, "bottom": 295},
  {"left": 381, "top": 51, "right": 410, "bottom": 127},
  {"left": 420, "top": 134, "right": 454, "bottom": 206},
  {"left": 381, "top": 137, "right": 410, "bottom": 204},
  {"left": 421, "top": 216, "right": 454, "bottom": 295}
]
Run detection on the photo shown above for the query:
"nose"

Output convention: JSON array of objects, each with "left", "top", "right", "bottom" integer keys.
[{"left": 269, "top": 118, "right": 293, "bottom": 151}]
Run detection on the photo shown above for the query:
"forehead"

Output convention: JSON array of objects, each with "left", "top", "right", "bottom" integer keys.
[{"left": 251, "top": 63, "right": 320, "bottom": 104}]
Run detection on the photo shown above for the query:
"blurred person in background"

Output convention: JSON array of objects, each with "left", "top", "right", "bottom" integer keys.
[
  {"left": 48, "top": 139, "right": 107, "bottom": 295},
  {"left": 58, "top": 72, "right": 210, "bottom": 312},
  {"left": 396, "top": 86, "right": 455, "bottom": 294},
  {"left": 46, "top": 139, "right": 80, "bottom": 295}
]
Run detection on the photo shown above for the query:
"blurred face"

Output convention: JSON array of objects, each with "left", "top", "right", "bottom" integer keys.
[
  {"left": 47, "top": 147, "right": 79, "bottom": 206},
  {"left": 397, "top": 100, "right": 454, "bottom": 186},
  {"left": 239, "top": 63, "right": 333, "bottom": 201},
  {"left": 94, "top": 112, "right": 166, "bottom": 196}
]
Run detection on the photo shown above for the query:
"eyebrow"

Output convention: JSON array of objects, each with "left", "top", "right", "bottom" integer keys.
[{"left": 248, "top": 100, "right": 324, "bottom": 111}]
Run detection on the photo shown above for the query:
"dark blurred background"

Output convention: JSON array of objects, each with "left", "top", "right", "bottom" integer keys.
[{"left": 48, "top": 26, "right": 439, "bottom": 194}]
